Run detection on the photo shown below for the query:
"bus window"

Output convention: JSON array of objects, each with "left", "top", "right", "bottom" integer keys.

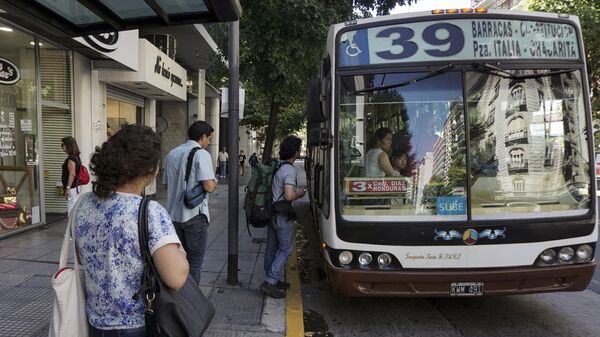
[
  {"left": 339, "top": 71, "right": 467, "bottom": 220},
  {"left": 468, "top": 70, "right": 590, "bottom": 219}
]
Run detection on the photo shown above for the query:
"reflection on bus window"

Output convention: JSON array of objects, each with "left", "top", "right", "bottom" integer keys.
[
  {"left": 338, "top": 71, "right": 467, "bottom": 219},
  {"left": 468, "top": 70, "right": 590, "bottom": 219}
]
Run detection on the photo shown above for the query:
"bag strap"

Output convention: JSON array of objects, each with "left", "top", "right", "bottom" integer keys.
[
  {"left": 184, "top": 147, "right": 202, "bottom": 185},
  {"left": 59, "top": 192, "right": 89, "bottom": 270},
  {"left": 136, "top": 197, "right": 159, "bottom": 324}
]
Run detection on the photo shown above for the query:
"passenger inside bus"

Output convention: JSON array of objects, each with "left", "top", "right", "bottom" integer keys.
[
  {"left": 391, "top": 151, "right": 408, "bottom": 177},
  {"left": 365, "top": 127, "right": 395, "bottom": 177}
]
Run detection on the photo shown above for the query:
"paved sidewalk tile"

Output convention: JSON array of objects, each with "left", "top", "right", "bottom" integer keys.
[{"left": 0, "top": 175, "right": 285, "bottom": 337}]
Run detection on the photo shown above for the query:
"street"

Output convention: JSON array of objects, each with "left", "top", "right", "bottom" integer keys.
[{"left": 293, "top": 163, "right": 600, "bottom": 337}]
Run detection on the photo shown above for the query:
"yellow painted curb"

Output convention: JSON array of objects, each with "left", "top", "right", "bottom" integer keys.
[{"left": 285, "top": 247, "right": 304, "bottom": 337}]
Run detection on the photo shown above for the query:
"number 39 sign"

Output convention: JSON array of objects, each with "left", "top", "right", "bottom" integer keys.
[{"left": 338, "top": 18, "right": 579, "bottom": 66}]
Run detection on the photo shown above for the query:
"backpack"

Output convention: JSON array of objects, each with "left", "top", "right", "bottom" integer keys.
[
  {"left": 74, "top": 156, "right": 90, "bottom": 185},
  {"left": 181, "top": 147, "right": 206, "bottom": 208},
  {"left": 244, "top": 161, "right": 291, "bottom": 234}
]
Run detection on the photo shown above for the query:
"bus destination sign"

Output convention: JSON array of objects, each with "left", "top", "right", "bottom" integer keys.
[
  {"left": 339, "top": 18, "right": 580, "bottom": 66},
  {"left": 344, "top": 177, "right": 409, "bottom": 195}
]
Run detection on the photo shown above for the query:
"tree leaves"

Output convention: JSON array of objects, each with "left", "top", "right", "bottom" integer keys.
[{"left": 221, "top": 0, "right": 418, "bottom": 159}]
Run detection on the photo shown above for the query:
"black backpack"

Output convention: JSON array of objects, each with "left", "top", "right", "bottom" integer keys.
[{"left": 181, "top": 147, "right": 206, "bottom": 208}]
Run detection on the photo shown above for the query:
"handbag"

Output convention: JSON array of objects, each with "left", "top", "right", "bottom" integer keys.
[
  {"left": 181, "top": 147, "right": 206, "bottom": 208},
  {"left": 137, "top": 197, "right": 215, "bottom": 337},
  {"left": 49, "top": 194, "right": 89, "bottom": 337}
]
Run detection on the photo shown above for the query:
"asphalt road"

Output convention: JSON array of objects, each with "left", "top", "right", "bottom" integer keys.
[{"left": 294, "top": 162, "right": 600, "bottom": 337}]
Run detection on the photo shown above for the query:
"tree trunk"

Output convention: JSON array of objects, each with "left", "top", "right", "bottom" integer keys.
[{"left": 262, "top": 94, "right": 279, "bottom": 162}]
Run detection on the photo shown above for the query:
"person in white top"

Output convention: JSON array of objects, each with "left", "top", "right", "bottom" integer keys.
[
  {"left": 365, "top": 127, "right": 395, "bottom": 178},
  {"left": 218, "top": 146, "right": 229, "bottom": 178}
]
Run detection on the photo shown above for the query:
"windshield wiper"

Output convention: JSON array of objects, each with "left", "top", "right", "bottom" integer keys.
[
  {"left": 472, "top": 62, "right": 578, "bottom": 80},
  {"left": 346, "top": 64, "right": 454, "bottom": 96}
]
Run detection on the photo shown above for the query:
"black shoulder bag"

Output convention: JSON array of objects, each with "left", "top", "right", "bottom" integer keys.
[
  {"left": 137, "top": 197, "right": 215, "bottom": 337},
  {"left": 182, "top": 147, "right": 206, "bottom": 209}
]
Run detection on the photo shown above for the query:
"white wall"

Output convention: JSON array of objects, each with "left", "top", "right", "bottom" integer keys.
[
  {"left": 198, "top": 70, "right": 206, "bottom": 121},
  {"left": 144, "top": 99, "right": 157, "bottom": 195},
  {"left": 206, "top": 97, "right": 220, "bottom": 169},
  {"left": 73, "top": 53, "right": 107, "bottom": 194},
  {"left": 160, "top": 101, "right": 188, "bottom": 166}
]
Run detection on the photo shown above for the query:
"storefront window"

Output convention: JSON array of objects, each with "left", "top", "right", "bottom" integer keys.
[
  {"left": 0, "top": 25, "right": 40, "bottom": 233},
  {"left": 107, "top": 98, "right": 143, "bottom": 135},
  {"left": 40, "top": 43, "right": 72, "bottom": 215}
]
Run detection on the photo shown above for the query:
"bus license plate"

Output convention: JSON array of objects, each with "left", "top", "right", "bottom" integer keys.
[{"left": 450, "top": 282, "right": 484, "bottom": 296}]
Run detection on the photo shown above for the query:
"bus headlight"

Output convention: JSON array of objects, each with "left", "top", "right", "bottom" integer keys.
[
  {"left": 377, "top": 253, "right": 392, "bottom": 267},
  {"left": 358, "top": 252, "right": 373, "bottom": 266},
  {"left": 558, "top": 247, "right": 575, "bottom": 262},
  {"left": 576, "top": 244, "right": 593, "bottom": 261},
  {"left": 539, "top": 249, "right": 557, "bottom": 264},
  {"left": 338, "top": 251, "right": 353, "bottom": 265}
]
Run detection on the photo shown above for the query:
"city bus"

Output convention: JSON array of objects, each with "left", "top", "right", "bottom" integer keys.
[{"left": 305, "top": 8, "right": 597, "bottom": 297}]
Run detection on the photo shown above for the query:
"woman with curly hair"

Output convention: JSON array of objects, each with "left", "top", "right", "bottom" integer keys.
[{"left": 72, "top": 124, "right": 189, "bottom": 336}]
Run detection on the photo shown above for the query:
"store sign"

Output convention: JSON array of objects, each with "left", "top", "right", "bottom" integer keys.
[
  {"left": 339, "top": 18, "right": 580, "bottom": 66},
  {"left": 74, "top": 30, "right": 139, "bottom": 71},
  {"left": 142, "top": 40, "right": 186, "bottom": 99},
  {"left": 154, "top": 56, "right": 184, "bottom": 88},
  {"left": 0, "top": 57, "right": 20, "bottom": 85},
  {"left": 98, "top": 40, "right": 186, "bottom": 101}
]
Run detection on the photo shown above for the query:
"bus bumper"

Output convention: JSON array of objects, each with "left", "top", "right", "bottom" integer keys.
[{"left": 325, "top": 262, "right": 597, "bottom": 297}]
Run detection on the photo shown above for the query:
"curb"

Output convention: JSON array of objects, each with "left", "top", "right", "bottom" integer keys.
[{"left": 285, "top": 247, "right": 304, "bottom": 337}]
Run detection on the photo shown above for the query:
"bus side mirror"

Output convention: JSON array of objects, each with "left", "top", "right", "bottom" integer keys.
[
  {"left": 307, "top": 79, "right": 327, "bottom": 124},
  {"left": 308, "top": 127, "right": 331, "bottom": 147}
]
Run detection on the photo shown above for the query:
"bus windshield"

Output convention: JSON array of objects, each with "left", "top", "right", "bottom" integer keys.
[{"left": 337, "top": 69, "right": 590, "bottom": 221}]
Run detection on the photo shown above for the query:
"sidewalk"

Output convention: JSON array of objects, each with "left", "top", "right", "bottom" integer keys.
[{"left": 0, "top": 174, "right": 290, "bottom": 337}]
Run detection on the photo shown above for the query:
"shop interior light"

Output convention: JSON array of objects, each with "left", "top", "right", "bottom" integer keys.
[
  {"left": 0, "top": 27, "right": 13, "bottom": 32},
  {"left": 446, "top": 9, "right": 459, "bottom": 14},
  {"left": 320, "top": 242, "right": 328, "bottom": 249},
  {"left": 475, "top": 8, "right": 488, "bottom": 13},
  {"left": 461, "top": 8, "right": 474, "bottom": 13},
  {"left": 431, "top": 9, "right": 444, "bottom": 14}
]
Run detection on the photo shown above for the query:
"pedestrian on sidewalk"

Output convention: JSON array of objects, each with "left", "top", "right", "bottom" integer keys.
[
  {"left": 239, "top": 150, "right": 246, "bottom": 176},
  {"left": 249, "top": 152, "right": 258, "bottom": 168},
  {"left": 218, "top": 146, "right": 229, "bottom": 178},
  {"left": 260, "top": 135, "right": 306, "bottom": 298},
  {"left": 61, "top": 136, "right": 82, "bottom": 215},
  {"left": 73, "top": 124, "right": 189, "bottom": 336},
  {"left": 163, "top": 121, "right": 218, "bottom": 283}
]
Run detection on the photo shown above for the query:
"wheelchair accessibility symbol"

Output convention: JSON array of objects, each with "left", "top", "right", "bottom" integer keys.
[
  {"left": 346, "top": 41, "right": 362, "bottom": 57},
  {"left": 342, "top": 31, "right": 362, "bottom": 57}
]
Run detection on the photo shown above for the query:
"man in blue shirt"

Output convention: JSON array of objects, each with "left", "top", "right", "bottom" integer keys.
[{"left": 163, "top": 121, "right": 218, "bottom": 283}]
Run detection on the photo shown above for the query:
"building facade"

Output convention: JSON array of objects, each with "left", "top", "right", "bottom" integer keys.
[{"left": 0, "top": 19, "right": 225, "bottom": 237}]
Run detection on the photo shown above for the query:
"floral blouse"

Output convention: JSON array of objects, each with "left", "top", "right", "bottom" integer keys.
[{"left": 73, "top": 192, "right": 181, "bottom": 329}]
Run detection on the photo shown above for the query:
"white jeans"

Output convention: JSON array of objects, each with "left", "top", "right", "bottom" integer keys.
[{"left": 67, "top": 188, "right": 80, "bottom": 215}]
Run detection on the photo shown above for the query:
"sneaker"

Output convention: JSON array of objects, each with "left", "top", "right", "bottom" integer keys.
[
  {"left": 259, "top": 281, "right": 285, "bottom": 299},
  {"left": 276, "top": 281, "right": 291, "bottom": 290}
]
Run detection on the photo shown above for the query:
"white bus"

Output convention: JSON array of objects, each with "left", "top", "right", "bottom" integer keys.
[{"left": 306, "top": 8, "right": 597, "bottom": 297}]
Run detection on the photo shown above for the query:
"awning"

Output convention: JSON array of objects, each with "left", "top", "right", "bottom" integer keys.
[{"left": 0, "top": 0, "right": 240, "bottom": 37}]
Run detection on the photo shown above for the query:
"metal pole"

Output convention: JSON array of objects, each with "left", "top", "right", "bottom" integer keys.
[{"left": 227, "top": 20, "right": 240, "bottom": 285}]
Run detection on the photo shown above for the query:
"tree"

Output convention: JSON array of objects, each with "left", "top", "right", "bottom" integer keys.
[
  {"left": 239, "top": 0, "right": 417, "bottom": 160},
  {"left": 528, "top": 0, "right": 600, "bottom": 148}
]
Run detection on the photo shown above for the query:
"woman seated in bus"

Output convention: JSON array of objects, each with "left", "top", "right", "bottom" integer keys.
[{"left": 365, "top": 127, "right": 395, "bottom": 178}]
